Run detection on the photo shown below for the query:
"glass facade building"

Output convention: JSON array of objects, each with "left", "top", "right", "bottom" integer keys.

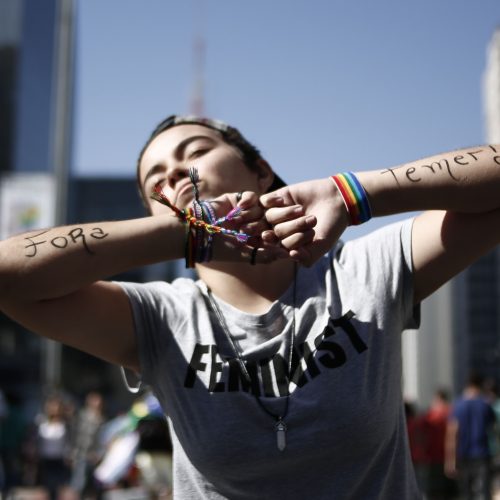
[
  {"left": 0, "top": 0, "right": 64, "bottom": 404},
  {"left": 0, "top": 1, "right": 171, "bottom": 412},
  {"left": 0, "top": 0, "right": 23, "bottom": 173},
  {"left": 467, "top": 26, "right": 500, "bottom": 386},
  {"left": 408, "top": 28, "right": 500, "bottom": 407}
]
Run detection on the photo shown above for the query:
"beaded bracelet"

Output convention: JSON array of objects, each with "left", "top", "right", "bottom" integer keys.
[
  {"left": 330, "top": 172, "right": 372, "bottom": 226},
  {"left": 200, "top": 200, "right": 216, "bottom": 262},
  {"left": 150, "top": 168, "right": 250, "bottom": 267}
]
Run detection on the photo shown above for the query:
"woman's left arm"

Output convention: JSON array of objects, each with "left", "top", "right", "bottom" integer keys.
[{"left": 261, "top": 145, "right": 500, "bottom": 303}]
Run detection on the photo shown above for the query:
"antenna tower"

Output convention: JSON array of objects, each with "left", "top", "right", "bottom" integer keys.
[{"left": 190, "top": 0, "right": 206, "bottom": 116}]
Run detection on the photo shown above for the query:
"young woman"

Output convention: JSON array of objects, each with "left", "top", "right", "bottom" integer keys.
[{"left": 1, "top": 115, "right": 499, "bottom": 499}]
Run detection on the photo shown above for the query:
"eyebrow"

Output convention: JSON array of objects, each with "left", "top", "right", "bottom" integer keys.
[{"left": 142, "top": 134, "right": 216, "bottom": 186}]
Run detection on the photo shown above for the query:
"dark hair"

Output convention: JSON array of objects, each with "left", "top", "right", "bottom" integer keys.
[
  {"left": 435, "top": 388, "right": 449, "bottom": 402},
  {"left": 136, "top": 115, "right": 286, "bottom": 209},
  {"left": 467, "top": 372, "right": 484, "bottom": 389}
]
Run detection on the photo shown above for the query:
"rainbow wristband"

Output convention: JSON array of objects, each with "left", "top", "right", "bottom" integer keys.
[{"left": 330, "top": 172, "right": 372, "bottom": 226}]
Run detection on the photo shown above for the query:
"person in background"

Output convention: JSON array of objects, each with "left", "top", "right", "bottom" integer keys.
[
  {"left": 0, "top": 391, "right": 27, "bottom": 496},
  {"left": 35, "top": 393, "right": 72, "bottom": 500},
  {"left": 482, "top": 379, "right": 500, "bottom": 496},
  {"left": 405, "top": 400, "right": 429, "bottom": 494},
  {"left": 70, "top": 391, "right": 106, "bottom": 499},
  {"left": 446, "top": 374, "right": 496, "bottom": 500},
  {"left": 424, "top": 388, "right": 458, "bottom": 500},
  {"left": 134, "top": 394, "right": 173, "bottom": 499}
]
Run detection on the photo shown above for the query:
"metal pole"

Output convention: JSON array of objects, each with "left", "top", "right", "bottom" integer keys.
[{"left": 43, "top": 0, "right": 75, "bottom": 389}]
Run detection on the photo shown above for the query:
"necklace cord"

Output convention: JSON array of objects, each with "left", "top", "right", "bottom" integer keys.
[{"left": 205, "top": 263, "right": 297, "bottom": 423}]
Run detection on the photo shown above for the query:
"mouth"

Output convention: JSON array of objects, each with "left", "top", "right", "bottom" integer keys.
[{"left": 174, "top": 180, "right": 197, "bottom": 207}]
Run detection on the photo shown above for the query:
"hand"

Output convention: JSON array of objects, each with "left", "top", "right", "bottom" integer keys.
[
  {"left": 207, "top": 191, "right": 289, "bottom": 264},
  {"left": 260, "top": 178, "right": 349, "bottom": 266},
  {"left": 444, "top": 459, "right": 457, "bottom": 479}
]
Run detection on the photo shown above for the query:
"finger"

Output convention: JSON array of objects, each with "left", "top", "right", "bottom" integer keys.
[
  {"left": 279, "top": 229, "right": 315, "bottom": 251},
  {"left": 212, "top": 232, "right": 289, "bottom": 264},
  {"left": 260, "top": 187, "right": 294, "bottom": 208},
  {"left": 289, "top": 247, "right": 313, "bottom": 267},
  {"left": 207, "top": 192, "right": 258, "bottom": 220},
  {"left": 260, "top": 238, "right": 283, "bottom": 249},
  {"left": 261, "top": 230, "right": 280, "bottom": 246},
  {"left": 265, "top": 205, "right": 305, "bottom": 226},
  {"left": 238, "top": 204, "right": 265, "bottom": 224},
  {"left": 273, "top": 215, "right": 317, "bottom": 240},
  {"left": 241, "top": 219, "right": 271, "bottom": 237},
  {"left": 236, "top": 191, "right": 259, "bottom": 211}
]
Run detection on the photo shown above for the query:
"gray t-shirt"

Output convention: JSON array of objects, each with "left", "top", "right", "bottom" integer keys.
[{"left": 119, "top": 219, "right": 422, "bottom": 499}]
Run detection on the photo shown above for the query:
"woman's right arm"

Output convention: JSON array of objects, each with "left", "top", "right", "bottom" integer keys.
[
  {"left": 0, "top": 191, "right": 284, "bottom": 372},
  {"left": 0, "top": 215, "right": 185, "bottom": 372}
]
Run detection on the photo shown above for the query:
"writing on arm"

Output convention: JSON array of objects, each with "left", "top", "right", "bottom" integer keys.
[
  {"left": 24, "top": 227, "right": 109, "bottom": 258},
  {"left": 380, "top": 145, "right": 500, "bottom": 185}
]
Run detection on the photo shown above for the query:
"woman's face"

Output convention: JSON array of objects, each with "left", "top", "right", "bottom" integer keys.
[{"left": 139, "top": 124, "right": 272, "bottom": 215}]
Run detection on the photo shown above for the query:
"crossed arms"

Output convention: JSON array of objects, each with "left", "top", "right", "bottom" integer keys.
[{"left": 0, "top": 145, "right": 499, "bottom": 372}]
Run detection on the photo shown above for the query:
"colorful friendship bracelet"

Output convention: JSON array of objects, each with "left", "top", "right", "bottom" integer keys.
[
  {"left": 150, "top": 175, "right": 250, "bottom": 267},
  {"left": 184, "top": 207, "right": 196, "bottom": 268},
  {"left": 199, "top": 201, "right": 215, "bottom": 262},
  {"left": 192, "top": 200, "right": 204, "bottom": 263},
  {"left": 150, "top": 184, "right": 250, "bottom": 242},
  {"left": 330, "top": 172, "right": 372, "bottom": 226}
]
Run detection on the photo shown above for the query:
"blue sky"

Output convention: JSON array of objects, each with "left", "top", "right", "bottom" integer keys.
[{"left": 74, "top": 0, "right": 500, "bottom": 233}]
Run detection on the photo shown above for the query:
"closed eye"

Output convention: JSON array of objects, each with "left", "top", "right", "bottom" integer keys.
[
  {"left": 145, "top": 175, "right": 166, "bottom": 194},
  {"left": 184, "top": 137, "right": 215, "bottom": 160},
  {"left": 143, "top": 163, "right": 168, "bottom": 191},
  {"left": 187, "top": 147, "right": 210, "bottom": 160}
]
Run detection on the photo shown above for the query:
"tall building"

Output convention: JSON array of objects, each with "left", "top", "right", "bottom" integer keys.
[
  {"left": 0, "top": 1, "right": 172, "bottom": 411},
  {"left": 404, "top": 27, "right": 500, "bottom": 408},
  {"left": 468, "top": 25, "right": 500, "bottom": 384},
  {"left": 484, "top": 28, "right": 500, "bottom": 144},
  {"left": 0, "top": 0, "right": 74, "bottom": 402},
  {"left": 0, "top": 0, "right": 74, "bottom": 175},
  {"left": 0, "top": 0, "right": 23, "bottom": 173},
  {"left": 402, "top": 274, "right": 465, "bottom": 407}
]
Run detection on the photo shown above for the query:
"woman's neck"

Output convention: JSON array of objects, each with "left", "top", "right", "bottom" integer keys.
[{"left": 196, "top": 258, "right": 296, "bottom": 314}]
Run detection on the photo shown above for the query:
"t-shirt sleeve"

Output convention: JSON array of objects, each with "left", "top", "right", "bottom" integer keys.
[
  {"left": 334, "top": 218, "right": 419, "bottom": 330},
  {"left": 116, "top": 280, "right": 190, "bottom": 385}
]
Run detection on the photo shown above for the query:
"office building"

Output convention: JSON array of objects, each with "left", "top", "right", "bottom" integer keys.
[
  {"left": 405, "top": 28, "right": 500, "bottom": 408},
  {"left": 0, "top": 1, "right": 172, "bottom": 410}
]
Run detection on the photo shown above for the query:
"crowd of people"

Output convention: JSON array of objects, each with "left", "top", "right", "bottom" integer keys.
[
  {"left": 406, "top": 376, "right": 500, "bottom": 500},
  {"left": 3, "top": 377, "right": 500, "bottom": 500},
  {"left": 0, "top": 388, "right": 173, "bottom": 500},
  {"left": 2, "top": 380, "right": 500, "bottom": 500}
]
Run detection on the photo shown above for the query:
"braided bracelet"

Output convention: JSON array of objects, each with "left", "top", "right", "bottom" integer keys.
[
  {"left": 192, "top": 200, "right": 204, "bottom": 263},
  {"left": 150, "top": 169, "right": 250, "bottom": 267},
  {"left": 330, "top": 172, "right": 372, "bottom": 226}
]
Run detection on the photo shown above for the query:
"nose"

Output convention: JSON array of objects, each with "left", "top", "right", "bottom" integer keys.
[{"left": 166, "top": 163, "right": 189, "bottom": 190}]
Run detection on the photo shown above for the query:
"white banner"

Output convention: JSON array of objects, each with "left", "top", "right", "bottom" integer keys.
[{"left": 0, "top": 173, "right": 56, "bottom": 240}]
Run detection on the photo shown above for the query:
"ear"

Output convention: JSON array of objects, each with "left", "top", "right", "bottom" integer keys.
[{"left": 255, "top": 158, "right": 275, "bottom": 193}]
